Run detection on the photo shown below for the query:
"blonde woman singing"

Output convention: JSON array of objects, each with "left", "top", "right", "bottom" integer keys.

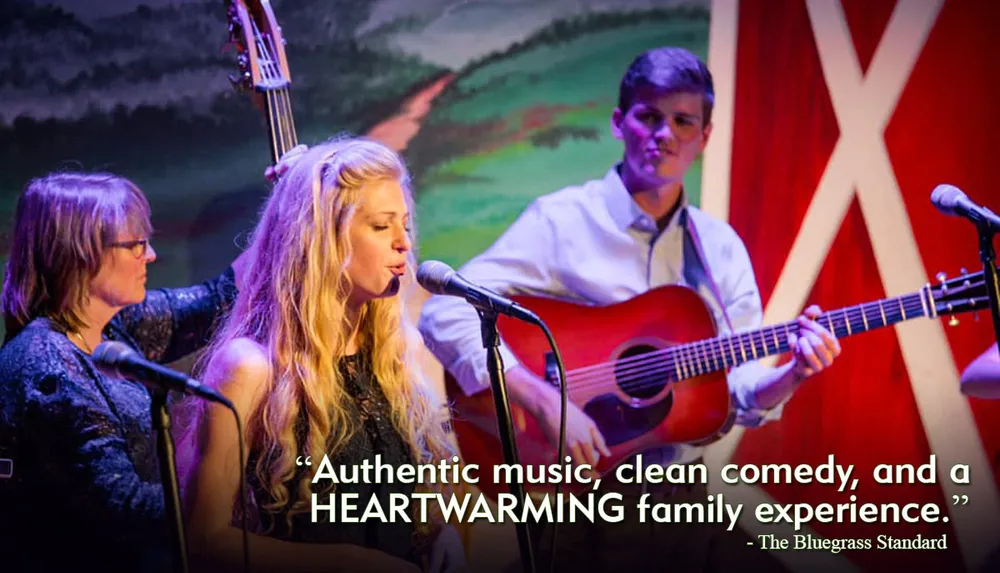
[{"left": 179, "top": 137, "right": 465, "bottom": 573}]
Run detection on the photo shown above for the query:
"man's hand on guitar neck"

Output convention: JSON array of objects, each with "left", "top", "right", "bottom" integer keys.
[
  {"left": 787, "top": 304, "right": 842, "bottom": 380},
  {"left": 749, "top": 304, "right": 842, "bottom": 412},
  {"left": 506, "top": 364, "right": 611, "bottom": 468}
]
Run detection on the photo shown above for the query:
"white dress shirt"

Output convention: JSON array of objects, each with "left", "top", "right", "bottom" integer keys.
[{"left": 419, "top": 165, "right": 783, "bottom": 465}]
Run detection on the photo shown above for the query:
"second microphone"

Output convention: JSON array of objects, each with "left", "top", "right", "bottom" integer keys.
[{"left": 417, "top": 260, "right": 541, "bottom": 324}]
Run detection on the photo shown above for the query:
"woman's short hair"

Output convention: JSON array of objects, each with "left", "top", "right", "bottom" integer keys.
[{"left": 1, "top": 172, "right": 152, "bottom": 337}]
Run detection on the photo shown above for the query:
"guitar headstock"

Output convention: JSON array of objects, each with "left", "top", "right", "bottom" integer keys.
[
  {"left": 928, "top": 267, "right": 992, "bottom": 325},
  {"left": 225, "top": 0, "right": 291, "bottom": 100}
]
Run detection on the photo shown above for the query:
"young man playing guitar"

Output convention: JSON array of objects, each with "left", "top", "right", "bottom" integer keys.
[{"left": 418, "top": 46, "right": 842, "bottom": 572}]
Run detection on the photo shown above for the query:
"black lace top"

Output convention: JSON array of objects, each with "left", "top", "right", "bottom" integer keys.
[
  {"left": 0, "top": 268, "right": 237, "bottom": 573},
  {"left": 248, "top": 353, "right": 421, "bottom": 565}
]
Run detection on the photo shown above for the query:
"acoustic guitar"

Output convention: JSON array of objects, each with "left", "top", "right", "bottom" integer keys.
[{"left": 445, "top": 268, "right": 991, "bottom": 498}]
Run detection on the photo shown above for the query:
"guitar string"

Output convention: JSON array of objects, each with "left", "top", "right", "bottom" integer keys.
[
  {"left": 556, "top": 297, "right": 929, "bottom": 397},
  {"left": 254, "top": 25, "right": 281, "bottom": 164},
  {"left": 263, "top": 29, "right": 298, "bottom": 150},
  {"left": 263, "top": 45, "right": 286, "bottom": 157},
  {"left": 266, "top": 91, "right": 279, "bottom": 163},
  {"left": 262, "top": 81, "right": 295, "bottom": 158},
  {"left": 247, "top": 19, "right": 305, "bottom": 157},
  {"left": 282, "top": 90, "right": 296, "bottom": 150},
  {"left": 255, "top": 24, "right": 298, "bottom": 159},
  {"left": 272, "top": 89, "right": 288, "bottom": 156},
  {"left": 264, "top": 36, "right": 293, "bottom": 155},
  {"left": 282, "top": 89, "right": 298, "bottom": 148}
]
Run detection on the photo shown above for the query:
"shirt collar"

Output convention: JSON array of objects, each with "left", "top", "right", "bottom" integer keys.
[{"left": 601, "top": 164, "right": 690, "bottom": 233}]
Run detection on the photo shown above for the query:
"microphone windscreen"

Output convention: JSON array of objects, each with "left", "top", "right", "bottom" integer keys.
[
  {"left": 91, "top": 341, "right": 136, "bottom": 374},
  {"left": 416, "top": 260, "right": 456, "bottom": 295},
  {"left": 930, "top": 184, "right": 964, "bottom": 215}
]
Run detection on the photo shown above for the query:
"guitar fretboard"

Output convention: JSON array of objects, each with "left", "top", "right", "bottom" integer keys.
[
  {"left": 560, "top": 268, "right": 984, "bottom": 395},
  {"left": 661, "top": 289, "right": 930, "bottom": 381}
]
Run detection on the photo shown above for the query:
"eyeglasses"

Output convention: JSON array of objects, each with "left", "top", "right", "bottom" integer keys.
[{"left": 109, "top": 238, "right": 151, "bottom": 258}]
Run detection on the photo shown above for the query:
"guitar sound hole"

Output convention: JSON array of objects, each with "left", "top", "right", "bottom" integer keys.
[{"left": 615, "top": 344, "right": 669, "bottom": 400}]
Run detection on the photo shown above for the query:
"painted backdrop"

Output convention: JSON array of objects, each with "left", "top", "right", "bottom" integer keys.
[{"left": 1, "top": 1, "right": 998, "bottom": 572}]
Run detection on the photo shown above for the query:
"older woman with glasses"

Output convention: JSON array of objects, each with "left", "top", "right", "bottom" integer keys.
[{"left": 0, "top": 171, "right": 247, "bottom": 573}]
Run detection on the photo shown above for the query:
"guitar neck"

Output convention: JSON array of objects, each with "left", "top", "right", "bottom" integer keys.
[
  {"left": 668, "top": 287, "right": 933, "bottom": 381},
  {"left": 263, "top": 85, "right": 299, "bottom": 165}
]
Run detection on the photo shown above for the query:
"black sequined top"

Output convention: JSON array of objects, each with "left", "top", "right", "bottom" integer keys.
[
  {"left": 248, "top": 352, "right": 421, "bottom": 566},
  {"left": 0, "top": 268, "right": 237, "bottom": 573}
]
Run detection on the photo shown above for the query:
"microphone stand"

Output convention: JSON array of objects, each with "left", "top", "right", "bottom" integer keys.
[
  {"left": 977, "top": 221, "right": 1000, "bottom": 346},
  {"left": 478, "top": 308, "right": 536, "bottom": 573},
  {"left": 151, "top": 388, "right": 189, "bottom": 573}
]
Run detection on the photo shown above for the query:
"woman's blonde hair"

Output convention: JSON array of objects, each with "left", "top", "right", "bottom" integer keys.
[
  {"left": 191, "top": 136, "right": 455, "bottom": 541},
  {"left": 1, "top": 172, "right": 151, "bottom": 339}
]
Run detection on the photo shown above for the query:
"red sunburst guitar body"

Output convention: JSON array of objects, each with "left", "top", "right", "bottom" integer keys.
[
  {"left": 443, "top": 269, "right": 988, "bottom": 499},
  {"left": 445, "top": 285, "right": 735, "bottom": 499}
]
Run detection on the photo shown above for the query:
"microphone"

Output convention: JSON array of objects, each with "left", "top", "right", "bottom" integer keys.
[
  {"left": 417, "top": 260, "right": 540, "bottom": 324},
  {"left": 931, "top": 184, "right": 1000, "bottom": 231},
  {"left": 92, "top": 341, "right": 232, "bottom": 406}
]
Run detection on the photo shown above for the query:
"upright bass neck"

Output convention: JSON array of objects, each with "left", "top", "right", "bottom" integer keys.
[
  {"left": 225, "top": 0, "right": 298, "bottom": 165},
  {"left": 260, "top": 82, "right": 298, "bottom": 165}
]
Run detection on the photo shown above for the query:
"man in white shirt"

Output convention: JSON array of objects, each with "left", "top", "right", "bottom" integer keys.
[{"left": 419, "top": 46, "right": 842, "bottom": 572}]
